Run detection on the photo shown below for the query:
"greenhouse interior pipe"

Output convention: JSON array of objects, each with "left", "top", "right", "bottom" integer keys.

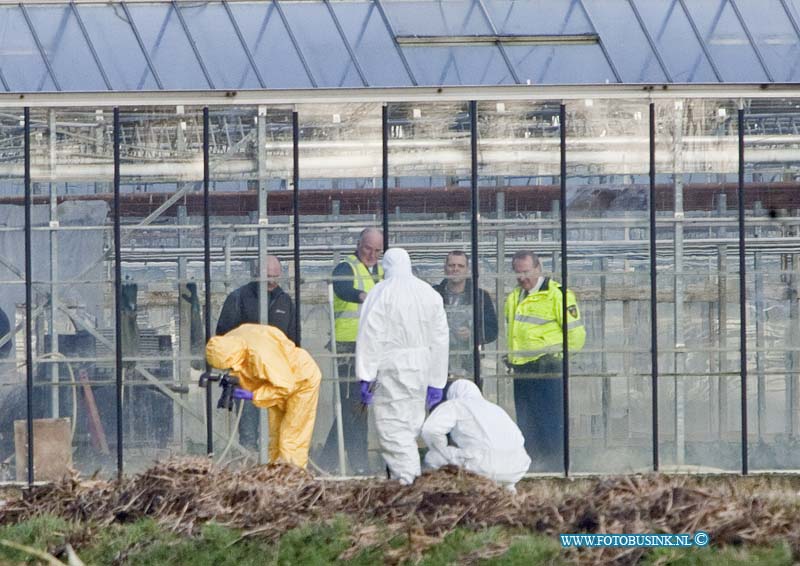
[
  {"left": 48, "top": 109, "right": 61, "bottom": 425},
  {"left": 673, "top": 102, "right": 687, "bottom": 467}
]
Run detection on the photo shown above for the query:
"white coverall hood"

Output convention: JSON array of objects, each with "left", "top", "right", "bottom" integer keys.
[
  {"left": 355, "top": 247, "right": 449, "bottom": 485},
  {"left": 421, "top": 379, "right": 531, "bottom": 489},
  {"left": 382, "top": 247, "right": 413, "bottom": 279}
]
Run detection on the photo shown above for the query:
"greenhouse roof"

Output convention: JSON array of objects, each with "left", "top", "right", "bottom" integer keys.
[{"left": 1, "top": 0, "right": 799, "bottom": 93}]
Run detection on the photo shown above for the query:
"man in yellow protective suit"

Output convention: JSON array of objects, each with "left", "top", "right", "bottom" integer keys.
[{"left": 206, "top": 323, "right": 321, "bottom": 468}]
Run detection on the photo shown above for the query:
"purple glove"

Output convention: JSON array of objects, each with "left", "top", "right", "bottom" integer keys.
[
  {"left": 232, "top": 387, "right": 253, "bottom": 401},
  {"left": 360, "top": 380, "right": 374, "bottom": 406},
  {"left": 426, "top": 387, "right": 444, "bottom": 411}
]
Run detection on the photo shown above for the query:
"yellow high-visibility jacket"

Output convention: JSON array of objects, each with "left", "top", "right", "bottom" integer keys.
[
  {"left": 333, "top": 254, "right": 384, "bottom": 342},
  {"left": 504, "top": 278, "right": 586, "bottom": 366}
]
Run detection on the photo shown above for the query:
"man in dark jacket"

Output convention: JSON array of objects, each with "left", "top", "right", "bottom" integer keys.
[
  {"left": 215, "top": 255, "right": 296, "bottom": 450},
  {"left": 216, "top": 255, "right": 296, "bottom": 342},
  {"left": 433, "top": 251, "right": 498, "bottom": 379}
]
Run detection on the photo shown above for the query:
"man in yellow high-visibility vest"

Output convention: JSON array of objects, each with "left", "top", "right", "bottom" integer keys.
[
  {"left": 504, "top": 250, "right": 585, "bottom": 472},
  {"left": 319, "top": 227, "right": 384, "bottom": 474}
]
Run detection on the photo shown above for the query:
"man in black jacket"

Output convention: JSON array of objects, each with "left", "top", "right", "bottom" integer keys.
[
  {"left": 216, "top": 255, "right": 296, "bottom": 342},
  {"left": 215, "top": 255, "right": 296, "bottom": 450},
  {"left": 433, "top": 251, "right": 498, "bottom": 379}
]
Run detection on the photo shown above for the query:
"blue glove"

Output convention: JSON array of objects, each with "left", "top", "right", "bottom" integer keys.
[
  {"left": 232, "top": 387, "right": 253, "bottom": 401},
  {"left": 426, "top": 387, "right": 444, "bottom": 411},
  {"left": 360, "top": 380, "right": 374, "bottom": 406}
]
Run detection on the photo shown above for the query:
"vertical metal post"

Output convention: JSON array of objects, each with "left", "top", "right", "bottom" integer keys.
[
  {"left": 649, "top": 102, "right": 660, "bottom": 471},
  {"left": 717, "top": 194, "right": 729, "bottom": 439},
  {"left": 292, "top": 112, "right": 301, "bottom": 347},
  {"left": 382, "top": 104, "right": 389, "bottom": 252},
  {"left": 559, "top": 103, "right": 570, "bottom": 477},
  {"left": 24, "top": 107, "right": 33, "bottom": 486},
  {"left": 673, "top": 101, "right": 686, "bottom": 466},
  {"left": 113, "top": 108, "right": 123, "bottom": 478},
  {"left": 754, "top": 249, "right": 765, "bottom": 440},
  {"left": 256, "top": 108, "right": 270, "bottom": 465},
  {"left": 738, "top": 104, "right": 749, "bottom": 475},
  {"left": 48, "top": 109, "right": 60, "bottom": 420},
  {"left": 470, "top": 101, "right": 481, "bottom": 390},
  {"left": 203, "top": 108, "right": 213, "bottom": 455},
  {"left": 495, "top": 190, "right": 506, "bottom": 407}
]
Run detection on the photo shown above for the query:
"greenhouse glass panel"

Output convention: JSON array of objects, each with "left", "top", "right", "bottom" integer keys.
[
  {"left": 208, "top": 105, "right": 295, "bottom": 465},
  {"left": 118, "top": 106, "right": 206, "bottom": 472},
  {"left": 295, "top": 103, "right": 383, "bottom": 477},
  {"left": 743, "top": 98, "right": 800, "bottom": 471},
  {"left": 331, "top": 1, "right": 412, "bottom": 87},
  {"left": 565, "top": 99, "right": 653, "bottom": 474},
  {"left": 682, "top": 0, "right": 768, "bottom": 82},
  {"left": 736, "top": 0, "right": 800, "bottom": 82},
  {"left": 505, "top": 44, "right": 616, "bottom": 84},
  {"left": 633, "top": 0, "right": 718, "bottom": 83},
  {"left": 179, "top": 3, "right": 261, "bottom": 89},
  {"left": 402, "top": 45, "right": 514, "bottom": 85},
  {"left": 484, "top": 0, "right": 593, "bottom": 35},
  {"left": 125, "top": 4, "right": 209, "bottom": 89},
  {"left": 228, "top": 2, "right": 312, "bottom": 88},
  {"left": 0, "top": 111, "right": 27, "bottom": 481},
  {"left": 77, "top": 4, "right": 158, "bottom": 91},
  {"left": 655, "top": 98, "right": 741, "bottom": 472},
  {"left": 382, "top": 0, "right": 491, "bottom": 36},
  {"left": 26, "top": 6, "right": 107, "bottom": 91},
  {"left": 280, "top": 2, "right": 363, "bottom": 87},
  {"left": 582, "top": 0, "right": 666, "bottom": 83},
  {"left": 0, "top": 6, "right": 56, "bottom": 92},
  {"left": 386, "top": 102, "right": 474, "bottom": 382},
  {"left": 476, "top": 100, "right": 562, "bottom": 455},
  {"left": 25, "top": 107, "right": 116, "bottom": 479}
]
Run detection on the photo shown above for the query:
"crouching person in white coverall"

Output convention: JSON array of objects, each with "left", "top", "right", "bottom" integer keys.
[
  {"left": 421, "top": 379, "right": 531, "bottom": 491},
  {"left": 355, "top": 247, "right": 449, "bottom": 485}
]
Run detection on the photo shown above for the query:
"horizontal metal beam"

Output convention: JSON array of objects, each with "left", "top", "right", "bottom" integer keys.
[
  {"left": 1, "top": 84, "right": 799, "bottom": 108},
  {"left": 396, "top": 34, "right": 599, "bottom": 46}
]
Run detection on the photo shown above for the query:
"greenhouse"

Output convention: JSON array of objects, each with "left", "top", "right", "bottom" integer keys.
[{"left": 1, "top": 0, "right": 800, "bottom": 483}]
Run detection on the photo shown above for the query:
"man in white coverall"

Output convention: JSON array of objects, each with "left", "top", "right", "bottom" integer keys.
[
  {"left": 421, "top": 379, "right": 531, "bottom": 491},
  {"left": 355, "top": 247, "right": 449, "bottom": 484}
]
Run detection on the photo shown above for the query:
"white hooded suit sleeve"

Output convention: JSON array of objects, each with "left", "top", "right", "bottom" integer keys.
[
  {"left": 421, "top": 402, "right": 463, "bottom": 468},
  {"left": 355, "top": 284, "right": 385, "bottom": 383},
  {"left": 427, "top": 293, "right": 450, "bottom": 389}
]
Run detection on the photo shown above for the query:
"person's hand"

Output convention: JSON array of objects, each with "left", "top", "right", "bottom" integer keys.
[
  {"left": 358, "top": 291, "right": 367, "bottom": 303},
  {"left": 456, "top": 326, "right": 470, "bottom": 340},
  {"left": 426, "top": 387, "right": 444, "bottom": 411},
  {"left": 360, "top": 380, "right": 374, "bottom": 406},
  {"left": 232, "top": 387, "right": 253, "bottom": 401}
]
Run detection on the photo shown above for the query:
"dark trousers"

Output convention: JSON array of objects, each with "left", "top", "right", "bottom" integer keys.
[
  {"left": 512, "top": 355, "right": 564, "bottom": 473},
  {"left": 317, "top": 344, "right": 370, "bottom": 474}
]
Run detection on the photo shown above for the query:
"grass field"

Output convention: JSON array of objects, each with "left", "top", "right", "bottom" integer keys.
[{"left": 0, "top": 514, "right": 793, "bottom": 565}]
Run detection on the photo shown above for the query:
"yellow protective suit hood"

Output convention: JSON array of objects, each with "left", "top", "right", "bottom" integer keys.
[{"left": 206, "top": 335, "right": 248, "bottom": 372}]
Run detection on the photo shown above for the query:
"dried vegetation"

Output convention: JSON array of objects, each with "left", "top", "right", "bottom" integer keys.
[{"left": 1, "top": 458, "right": 799, "bottom": 564}]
